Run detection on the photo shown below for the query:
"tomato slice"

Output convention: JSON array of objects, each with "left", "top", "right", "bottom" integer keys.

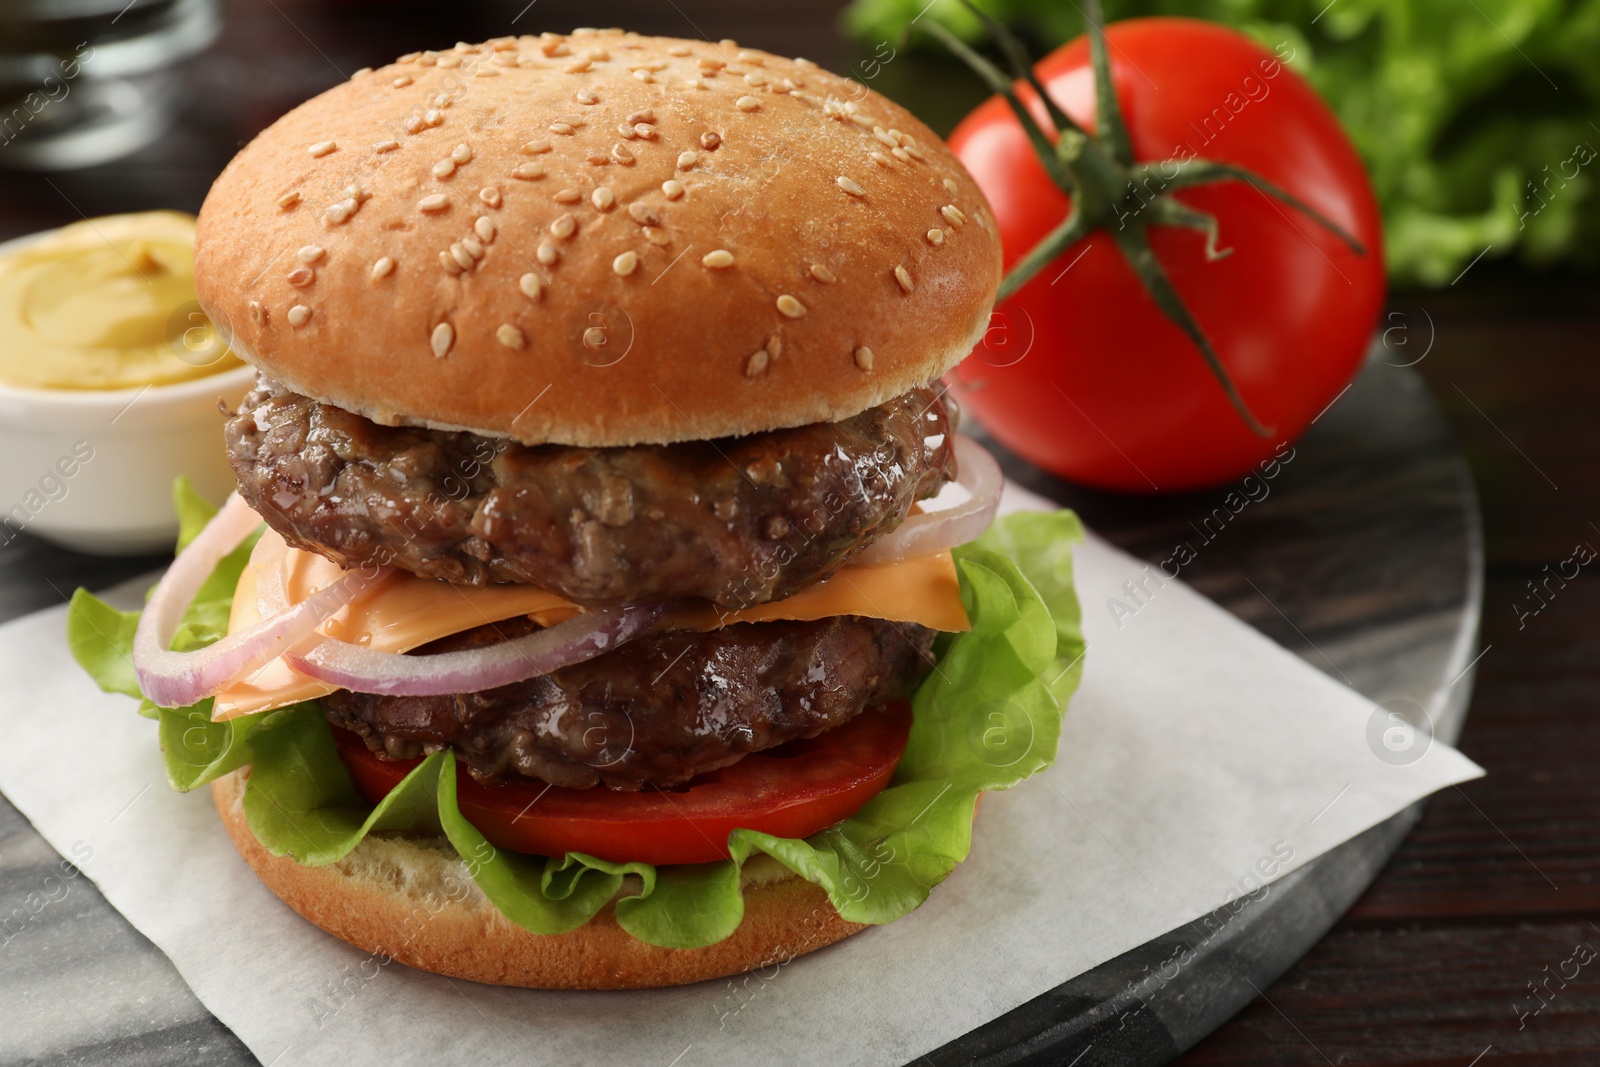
[{"left": 332, "top": 702, "right": 912, "bottom": 866}]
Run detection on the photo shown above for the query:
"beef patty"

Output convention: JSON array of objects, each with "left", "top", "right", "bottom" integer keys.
[
  {"left": 226, "top": 379, "right": 955, "bottom": 608},
  {"left": 322, "top": 614, "right": 936, "bottom": 790}
]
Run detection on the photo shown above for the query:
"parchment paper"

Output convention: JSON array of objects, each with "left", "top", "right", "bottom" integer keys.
[{"left": 0, "top": 487, "right": 1482, "bottom": 1066}]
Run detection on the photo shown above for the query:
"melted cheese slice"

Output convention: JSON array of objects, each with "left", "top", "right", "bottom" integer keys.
[{"left": 213, "top": 530, "right": 969, "bottom": 720}]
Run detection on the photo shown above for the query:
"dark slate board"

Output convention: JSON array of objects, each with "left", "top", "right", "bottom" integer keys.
[{"left": 0, "top": 356, "right": 1478, "bottom": 1067}]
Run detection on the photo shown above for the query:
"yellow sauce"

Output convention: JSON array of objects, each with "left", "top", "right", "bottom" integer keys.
[{"left": 0, "top": 211, "right": 240, "bottom": 390}]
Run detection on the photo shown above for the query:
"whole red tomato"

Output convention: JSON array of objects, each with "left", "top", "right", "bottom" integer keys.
[{"left": 949, "top": 19, "right": 1384, "bottom": 491}]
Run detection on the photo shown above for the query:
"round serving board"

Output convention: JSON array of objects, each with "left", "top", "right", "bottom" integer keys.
[{"left": 0, "top": 355, "right": 1479, "bottom": 1066}]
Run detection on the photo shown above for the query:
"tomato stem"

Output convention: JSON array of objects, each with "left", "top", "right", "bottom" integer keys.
[{"left": 932, "top": 0, "right": 1369, "bottom": 438}]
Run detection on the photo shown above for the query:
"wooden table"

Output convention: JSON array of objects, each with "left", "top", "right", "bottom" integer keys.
[{"left": 0, "top": 2, "right": 1594, "bottom": 1062}]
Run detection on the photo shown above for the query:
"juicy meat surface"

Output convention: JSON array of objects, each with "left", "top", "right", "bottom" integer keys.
[
  {"left": 225, "top": 379, "right": 955, "bottom": 608},
  {"left": 321, "top": 614, "right": 937, "bottom": 790}
]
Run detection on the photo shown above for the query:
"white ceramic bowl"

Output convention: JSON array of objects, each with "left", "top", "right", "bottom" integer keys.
[{"left": 0, "top": 229, "right": 254, "bottom": 556}]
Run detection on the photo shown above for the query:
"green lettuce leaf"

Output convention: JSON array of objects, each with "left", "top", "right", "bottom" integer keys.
[{"left": 71, "top": 481, "right": 1086, "bottom": 950}]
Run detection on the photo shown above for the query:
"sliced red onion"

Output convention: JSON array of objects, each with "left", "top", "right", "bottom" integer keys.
[
  {"left": 283, "top": 601, "right": 670, "bottom": 697},
  {"left": 132, "top": 494, "right": 384, "bottom": 708},
  {"left": 851, "top": 435, "right": 1004, "bottom": 566}
]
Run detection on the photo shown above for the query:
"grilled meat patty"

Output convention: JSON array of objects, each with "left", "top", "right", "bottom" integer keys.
[
  {"left": 322, "top": 614, "right": 937, "bottom": 790},
  {"left": 225, "top": 379, "right": 955, "bottom": 608}
]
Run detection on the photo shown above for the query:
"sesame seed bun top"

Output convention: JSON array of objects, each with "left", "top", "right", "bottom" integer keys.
[{"left": 194, "top": 29, "right": 1002, "bottom": 446}]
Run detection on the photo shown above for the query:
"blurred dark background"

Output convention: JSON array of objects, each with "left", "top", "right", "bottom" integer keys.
[{"left": 0, "top": 1, "right": 1595, "bottom": 1064}]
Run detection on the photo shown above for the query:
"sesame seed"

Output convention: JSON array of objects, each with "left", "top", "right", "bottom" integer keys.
[
  {"left": 902, "top": 140, "right": 926, "bottom": 161},
  {"left": 894, "top": 265, "right": 914, "bottom": 292},
  {"left": 287, "top": 305, "right": 311, "bottom": 327},
  {"left": 434, "top": 93, "right": 453, "bottom": 109},
  {"left": 461, "top": 237, "right": 485, "bottom": 260},
  {"left": 627, "top": 109, "right": 656, "bottom": 125},
  {"left": 699, "top": 57, "right": 725, "bottom": 70},
  {"left": 431, "top": 323, "right": 454, "bottom": 358},
  {"left": 550, "top": 213, "right": 577, "bottom": 239},
  {"left": 633, "top": 70, "right": 654, "bottom": 82},
  {"left": 668, "top": 45, "right": 691, "bottom": 56},
  {"left": 870, "top": 151, "right": 893, "bottom": 168},
  {"left": 885, "top": 128, "right": 904, "bottom": 145},
  {"left": 425, "top": 109, "right": 444, "bottom": 127},
  {"left": 586, "top": 151, "right": 611, "bottom": 166},
  {"left": 565, "top": 58, "right": 592, "bottom": 74},
  {"left": 943, "top": 178, "right": 960, "bottom": 194},
  {"left": 766, "top": 333, "right": 783, "bottom": 360},
  {"left": 776, "top": 295, "right": 806, "bottom": 318},
  {"left": 586, "top": 48, "right": 610, "bottom": 61},
  {"left": 522, "top": 139, "right": 552, "bottom": 154},
  {"left": 661, "top": 179, "right": 684, "bottom": 200},
  {"left": 576, "top": 90, "right": 599, "bottom": 105},
  {"left": 736, "top": 50, "right": 763, "bottom": 65},
  {"left": 942, "top": 204, "right": 967, "bottom": 227},
  {"left": 438, "top": 54, "right": 460, "bottom": 68},
  {"left": 643, "top": 226, "right": 669, "bottom": 246},
  {"left": 248, "top": 300, "right": 263, "bottom": 324},
  {"left": 633, "top": 123, "right": 658, "bottom": 140},
  {"left": 474, "top": 66, "right": 499, "bottom": 77},
  {"left": 854, "top": 346, "right": 874, "bottom": 371},
  {"left": 744, "top": 72, "right": 768, "bottom": 87},
  {"left": 392, "top": 75, "right": 412, "bottom": 88},
  {"left": 549, "top": 122, "right": 576, "bottom": 136},
  {"left": 405, "top": 115, "right": 426, "bottom": 135},
  {"left": 617, "top": 124, "right": 636, "bottom": 140},
  {"left": 837, "top": 176, "right": 865, "bottom": 197},
  {"left": 554, "top": 187, "right": 582, "bottom": 203},
  {"left": 450, "top": 243, "right": 475, "bottom": 270},
  {"left": 677, "top": 150, "right": 698, "bottom": 170},
  {"left": 371, "top": 257, "right": 395, "bottom": 280},
  {"left": 537, "top": 241, "right": 560, "bottom": 265},
  {"left": 735, "top": 95, "right": 761, "bottom": 111},
  {"left": 373, "top": 139, "right": 400, "bottom": 153},
  {"left": 439, "top": 251, "right": 465, "bottom": 275},
  {"left": 433, "top": 159, "right": 456, "bottom": 179},
  {"left": 611, "top": 144, "right": 635, "bottom": 165},
  {"left": 519, "top": 273, "right": 543, "bottom": 299},
  {"left": 479, "top": 187, "right": 502, "bottom": 208},
  {"left": 700, "top": 131, "right": 721, "bottom": 150},
  {"left": 346, "top": 183, "right": 370, "bottom": 202},
  {"left": 809, "top": 263, "right": 837, "bottom": 284},
  {"left": 418, "top": 194, "right": 449, "bottom": 213},
  {"left": 297, "top": 245, "right": 325, "bottom": 264},
  {"left": 308, "top": 140, "right": 337, "bottom": 157},
  {"left": 627, "top": 202, "right": 659, "bottom": 226},
  {"left": 452, "top": 143, "right": 472, "bottom": 164},
  {"left": 685, "top": 78, "right": 704, "bottom": 89},
  {"left": 475, "top": 216, "right": 496, "bottom": 242},
  {"left": 701, "top": 249, "right": 734, "bottom": 268},
  {"left": 796, "top": 57, "right": 817, "bottom": 69},
  {"left": 745, "top": 350, "right": 769, "bottom": 377},
  {"left": 612, "top": 250, "right": 639, "bottom": 275},
  {"left": 276, "top": 192, "right": 301, "bottom": 209},
  {"left": 400, "top": 52, "right": 420, "bottom": 62},
  {"left": 496, "top": 324, "right": 526, "bottom": 349},
  {"left": 324, "top": 200, "right": 354, "bottom": 224},
  {"left": 927, "top": 228, "right": 945, "bottom": 246},
  {"left": 778, "top": 79, "right": 799, "bottom": 93},
  {"left": 287, "top": 267, "right": 314, "bottom": 287},
  {"left": 891, "top": 147, "right": 911, "bottom": 163},
  {"left": 592, "top": 186, "right": 616, "bottom": 210},
  {"left": 511, "top": 163, "right": 545, "bottom": 180}
]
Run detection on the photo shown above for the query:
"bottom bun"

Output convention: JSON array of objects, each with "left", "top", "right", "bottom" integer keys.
[{"left": 210, "top": 767, "right": 868, "bottom": 989}]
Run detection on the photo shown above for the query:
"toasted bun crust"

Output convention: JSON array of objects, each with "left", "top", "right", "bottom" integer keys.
[
  {"left": 211, "top": 768, "right": 867, "bottom": 989},
  {"left": 194, "top": 31, "right": 1000, "bottom": 446}
]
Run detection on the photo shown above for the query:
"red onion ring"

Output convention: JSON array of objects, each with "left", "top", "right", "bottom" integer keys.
[
  {"left": 132, "top": 494, "right": 384, "bottom": 708},
  {"left": 283, "top": 602, "right": 671, "bottom": 697},
  {"left": 851, "top": 435, "right": 1004, "bottom": 566}
]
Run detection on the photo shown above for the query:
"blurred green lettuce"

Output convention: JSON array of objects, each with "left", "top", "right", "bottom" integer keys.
[{"left": 843, "top": 0, "right": 1600, "bottom": 285}]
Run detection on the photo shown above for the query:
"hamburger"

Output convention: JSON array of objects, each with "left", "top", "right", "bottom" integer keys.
[{"left": 69, "top": 29, "right": 1084, "bottom": 990}]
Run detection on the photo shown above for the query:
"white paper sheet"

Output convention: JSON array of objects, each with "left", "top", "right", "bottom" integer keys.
[{"left": 0, "top": 489, "right": 1482, "bottom": 1066}]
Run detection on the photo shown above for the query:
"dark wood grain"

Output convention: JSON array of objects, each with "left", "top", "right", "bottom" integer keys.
[{"left": 1176, "top": 280, "right": 1600, "bottom": 1065}]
